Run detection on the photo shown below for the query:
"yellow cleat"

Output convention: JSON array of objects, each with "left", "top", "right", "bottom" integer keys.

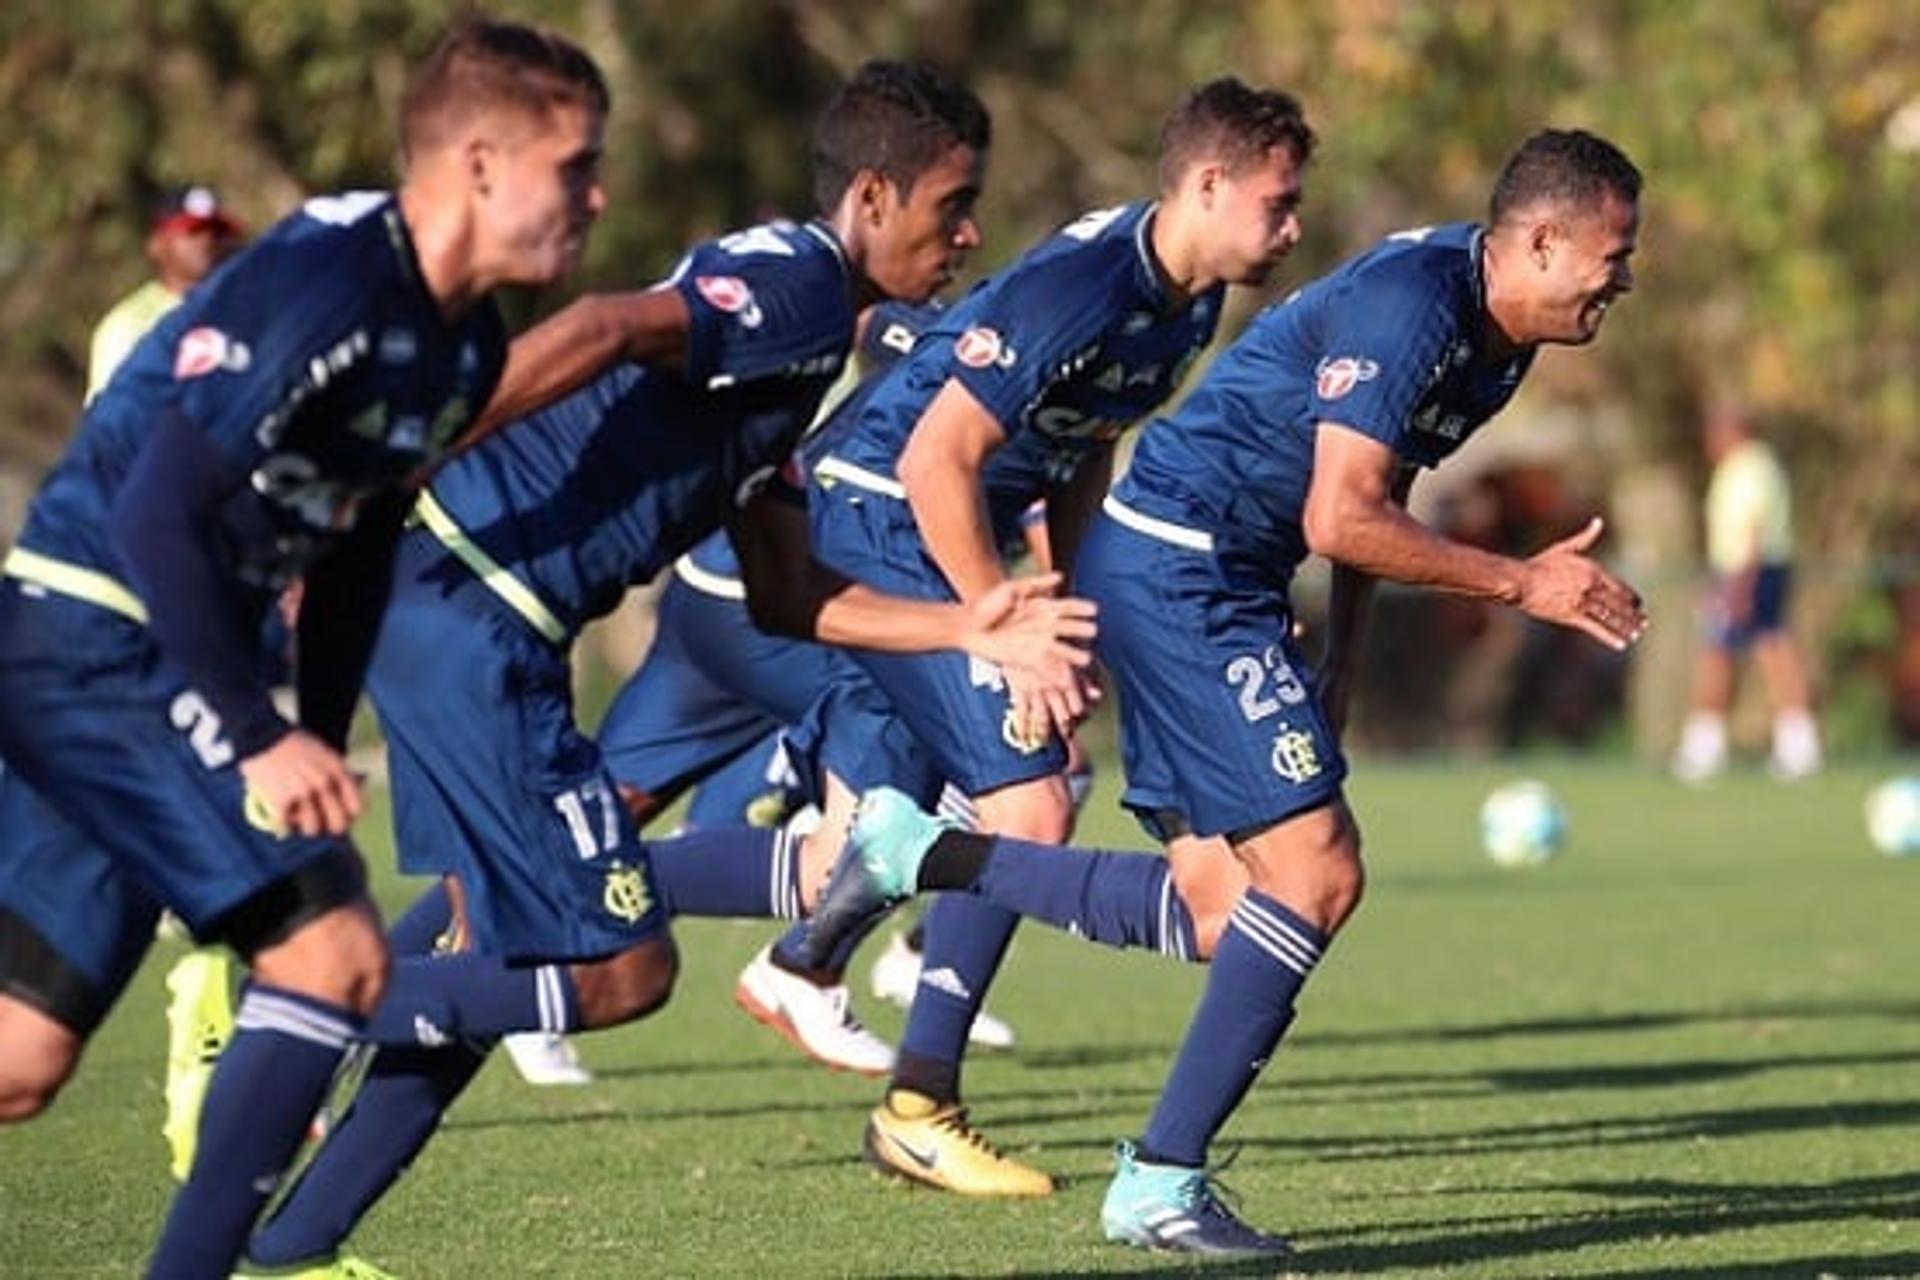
[
  {"left": 862, "top": 1088, "right": 1054, "bottom": 1197},
  {"left": 162, "top": 946, "right": 238, "bottom": 1180},
  {"left": 233, "top": 1254, "right": 398, "bottom": 1279}
]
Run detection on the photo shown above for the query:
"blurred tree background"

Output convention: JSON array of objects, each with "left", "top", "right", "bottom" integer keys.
[{"left": 0, "top": 0, "right": 1913, "bottom": 754}]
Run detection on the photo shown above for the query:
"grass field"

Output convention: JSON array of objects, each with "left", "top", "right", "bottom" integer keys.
[{"left": 5, "top": 757, "right": 1919, "bottom": 1278}]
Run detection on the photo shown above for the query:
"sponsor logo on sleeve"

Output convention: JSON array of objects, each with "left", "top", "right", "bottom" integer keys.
[
  {"left": 174, "top": 327, "right": 251, "bottom": 380},
  {"left": 1314, "top": 355, "right": 1380, "bottom": 401},
  {"left": 954, "top": 325, "right": 1010, "bottom": 370},
  {"left": 695, "top": 275, "right": 764, "bottom": 328}
]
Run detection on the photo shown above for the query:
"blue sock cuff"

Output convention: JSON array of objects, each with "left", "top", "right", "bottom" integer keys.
[
  {"left": 236, "top": 984, "right": 363, "bottom": 1049},
  {"left": 1228, "top": 889, "right": 1328, "bottom": 976},
  {"left": 1152, "top": 864, "right": 1199, "bottom": 961},
  {"left": 534, "top": 962, "right": 582, "bottom": 1034}
]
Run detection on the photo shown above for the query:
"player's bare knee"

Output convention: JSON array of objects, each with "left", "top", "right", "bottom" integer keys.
[
  {"left": 978, "top": 777, "right": 1075, "bottom": 844},
  {"left": 0, "top": 1011, "right": 79, "bottom": 1122},
  {"left": 573, "top": 938, "right": 678, "bottom": 1028},
  {"left": 251, "top": 902, "right": 391, "bottom": 1014}
]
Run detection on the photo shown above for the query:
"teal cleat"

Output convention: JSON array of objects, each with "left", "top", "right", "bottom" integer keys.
[
  {"left": 801, "top": 788, "right": 953, "bottom": 970},
  {"left": 1100, "top": 1141, "right": 1292, "bottom": 1257}
]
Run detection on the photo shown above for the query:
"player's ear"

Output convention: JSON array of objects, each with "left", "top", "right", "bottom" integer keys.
[
  {"left": 851, "top": 169, "right": 896, "bottom": 228},
  {"left": 1527, "top": 216, "right": 1559, "bottom": 270},
  {"left": 1192, "top": 160, "right": 1227, "bottom": 209},
  {"left": 465, "top": 136, "right": 500, "bottom": 199}
]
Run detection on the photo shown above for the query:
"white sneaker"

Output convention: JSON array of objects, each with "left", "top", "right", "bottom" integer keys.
[
  {"left": 502, "top": 1032, "right": 593, "bottom": 1086},
  {"left": 869, "top": 930, "right": 922, "bottom": 1008},
  {"left": 735, "top": 944, "right": 894, "bottom": 1076},
  {"left": 966, "top": 1007, "right": 1017, "bottom": 1050},
  {"left": 867, "top": 931, "right": 1017, "bottom": 1050}
]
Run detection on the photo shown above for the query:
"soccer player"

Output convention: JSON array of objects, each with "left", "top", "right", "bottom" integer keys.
[
  {"left": 802, "top": 77, "right": 1314, "bottom": 1198},
  {"left": 809, "top": 128, "right": 1648, "bottom": 1255},
  {"left": 0, "top": 19, "right": 610, "bottom": 1276},
  {"left": 87, "top": 184, "right": 246, "bottom": 402},
  {"left": 232, "top": 63, "right": 1088, "bottom": 1275},
  {"left": 1670, "top": 400, "right": 1822, "bottom": 781},
  {"left": 595, "top": 299, "right": 1022, "bottom": 1077}
]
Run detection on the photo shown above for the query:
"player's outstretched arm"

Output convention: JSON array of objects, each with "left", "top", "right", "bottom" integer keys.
[
  {"left": 897, "top": 378, "right": 1010, "bottom": 602},
  {"left": 726, "top": 494, "right": 1095, "bottom": 693},
  {"left": 1304, "top": 422, "right": 1646, "bottom": 651},
  {"left": 464, "top": 287, "right": 692, "bottom": 444},
  {"left": 108, "top": 410, "right": 365, "bottom": 837},
  {"left": 1317, "top": 464, "right": 1415, "bottom": 736},
  {"left": 899, "top": 377, "right": 1093, "bottom": 735}
]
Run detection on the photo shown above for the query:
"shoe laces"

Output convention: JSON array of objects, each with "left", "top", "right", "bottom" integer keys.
[
  {"left": 932, "top": 1106, "right": 1008, "bottom": 1161},
  {"left": 1174, "top": 1145, "right": 1247, "bottom": 1220},
  {"left": 821, "top": 984, "right": 871, "bottom": 1034}
]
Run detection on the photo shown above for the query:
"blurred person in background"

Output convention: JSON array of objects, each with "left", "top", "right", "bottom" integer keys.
[
  {"left": 86, "top": 185, "right": 244, "bottom": 402},
  {"left": 1672, "top": 402, "right": 1822, "bottom": 781}
]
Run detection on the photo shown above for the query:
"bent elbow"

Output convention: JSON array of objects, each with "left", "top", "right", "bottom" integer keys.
[
  {"left": 1302, "top": 497, "right": 1345, "bottom": 558},
  {"left": 745, "top": 589, "right": 809, "bottom": 641}
]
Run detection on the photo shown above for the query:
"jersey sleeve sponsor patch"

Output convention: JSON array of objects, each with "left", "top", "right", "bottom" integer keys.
[
  {"left": 174, "top": 326, "right": 251, "bottom": 380},
  {"left": 694, "top": 276, "right": 763, "bottom": 328},
  {"left": 1313, "top": 356, "right": 1379, "bottom": 401},
  {"left": 954, "top": 325, "right": 1010, "bottom": 370}
]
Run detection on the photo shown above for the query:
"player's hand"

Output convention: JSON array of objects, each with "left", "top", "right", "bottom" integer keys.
[
  {"left": 240, "top": 730, "right": 364, "bottom": 837},
  {"left": 961, "top": 573, "right": 1097, "bottom": 691},
  {"left": 1517, "top": 517, "right": 1648, "bottom": 651}
]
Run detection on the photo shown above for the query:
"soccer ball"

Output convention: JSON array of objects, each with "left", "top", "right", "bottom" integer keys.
[
  {"left": 1478, "top": 779, "right": 1566, "bottom": 867},
  {"left": 1864, "top": 776, "right": 1920, "bottom": 857}
]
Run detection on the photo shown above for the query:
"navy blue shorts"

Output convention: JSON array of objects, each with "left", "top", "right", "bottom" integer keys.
[
  {"left": 1706, "top": 563, "right": 1791, "bottom": 651},
  {"left": 369, "top": 534, "right": 668, "bottom": 963},
  {"left": 809, "top": 486, "right": 1067, "bottom": 795},
  {"left": 1077, "top": 510, "right": 1347, "bottom": 840},
  {"left": 597, "top": 570, "right": 836, "bottom": 800},
  {"left": 0, "top": 579, "right": 351, "bottom": 1029}
]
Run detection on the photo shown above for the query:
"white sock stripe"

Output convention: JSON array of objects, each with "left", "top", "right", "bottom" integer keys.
[
  {"left": 1157, "top": 873, "right": 1185, "bottom": 960},
  {"left": 771, "top": 826, "right": 800, "bottom": 920},
  {"left": 1229, "top": 908, "right": 1316, "bottom": 976},
  {"left": 534, "top": 965, "right": 559, "bottom": 1033},
  {"left": 1232, "top": 903, "right": 1318, "bottom": 970},
  {"left": 1236, "top": 897, "right": 1323, "bottom": 962},
  {"left": 235, "top": 995, "right": 354, "bottom": 1050},
  {"left": 238, "top": 990, "right": 357, "bottom": 1043}
]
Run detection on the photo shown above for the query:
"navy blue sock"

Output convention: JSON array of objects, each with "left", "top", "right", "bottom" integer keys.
[
  {"left": 646, "top": 825, "right": 798, "bottom": 919},
  {"left": 385, "top": 880, "right": 454, "bottom": 957},
  {"left": 890, "top": 894, "right": 1018, "bottom": 1103},
  {"left": 361, "top": 952, "right": 579, "bottom": 1047},
  {"left": 146, "top": 985, "right": 361, "bottom": 1278},
  {"left": 923, "top": 833, "right": 1197, "bottom": 959},
  {"left": 768, "top": 906, "right": 888, "bottom": 981},
  {"left": 246, "top": 1040, "right": 489, "bottom": 1268},
  {"left": 1139, "top": 890, "right": 1327, "bottom": 1168}
]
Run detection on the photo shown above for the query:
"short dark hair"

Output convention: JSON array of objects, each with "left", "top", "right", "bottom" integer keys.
[
  {"left": 1489, "top": 129, "right": 1641, "bottom": 226},
  {"left": 400, "top": 19, "right": 609, "bottom": 162},
  {"left": 812, "top": 61, "right": 991, "bottom": 213},
  {"left": 1158, "top": 78, "right": 1315, "bottom": 190}
]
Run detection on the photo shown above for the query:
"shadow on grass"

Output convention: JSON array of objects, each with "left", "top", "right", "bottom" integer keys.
[
  {"left": 1296, "top": 996, "right": 1920, "bottom": 1051},
  {"left": 899, "top": 1259, "right": 1304, "bottom": 1279},
  {"left": 1296, "top": 1170, "right": 1920, "bottom": 1274}
]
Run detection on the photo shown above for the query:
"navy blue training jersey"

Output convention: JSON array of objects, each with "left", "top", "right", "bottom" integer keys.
[
  {"left": 19, "top": 191, "right": 505, "bottom": 596},
  {"left": 816, "top": 201, "right": 1222, "bottom": 543},
  {"left": 423, "top": 220, "right": 854, "bottom": 639},
  {"left": 681, "top": 296, "right": 943, "bottom": 584},
  {"left": 1117, "top": 221, "right": 1535, "bottom": 583}
]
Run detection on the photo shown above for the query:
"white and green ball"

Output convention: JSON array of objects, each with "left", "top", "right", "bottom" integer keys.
[
  {"left": 1864, "top": 776, "right": 1920, "bottom": 857},
  {"left": 1478, "top": 779, "right": 1567, "bottom": 867}
]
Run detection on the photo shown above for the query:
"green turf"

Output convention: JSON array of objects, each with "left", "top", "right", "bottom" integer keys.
[{"left": 5, "top": 758, "right": 1919, "bottom": 1277}]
